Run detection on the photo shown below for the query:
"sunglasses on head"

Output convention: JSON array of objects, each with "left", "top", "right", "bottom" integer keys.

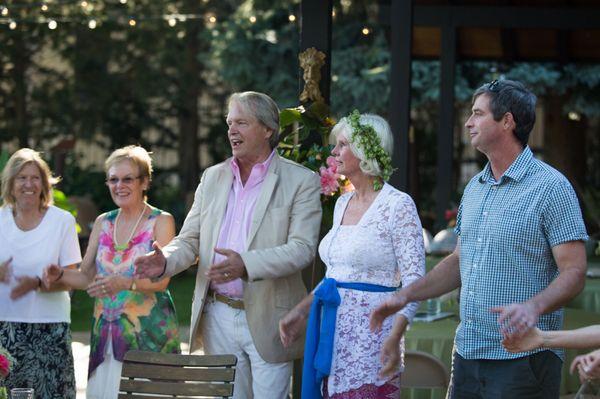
[{"left": 488, "top": 79, "right": 500, "bottom": 92}]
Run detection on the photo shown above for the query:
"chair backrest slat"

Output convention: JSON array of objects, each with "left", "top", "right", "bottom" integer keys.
[
  {"left": 119, "top": 379, "right": 233, "bottom": 396},
  {"left": 119, "top": 350, "right": 237, "bottom": 398},
  {"left": 121, "top": 362, "right": 235, "bottom": 382},
  {"left": 124, "top": 351, "right": 237, "bottom": 367}
]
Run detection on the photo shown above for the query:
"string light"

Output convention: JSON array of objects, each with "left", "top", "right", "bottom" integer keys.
[
  {"left": 9, "top": 20, "right": 17, "bottom": 30},
  {"left": 48, "top": 19, "right": 57, "bottom": 29},
  {"left": 80, "top": 1, "right": 88, "bottom": 8},
  {"left": 1, "top": 7, "right": 8, "bottom": 16},
  {"left": 362, "top": 27, "right": 370, "bottom": 35},
  {"left": 208, "top": 15, "right": 216, "bottom": 23},
  {"left": 288, "top": 14, "right": 296, "bottom": 22},
  {"left": 41, "top": 4, "right": 49, "bottom": 12},
  {"left": 249, "top": 15, "right": 256, "bottom": 23},
  {"left": 88, "top": 19, "right": 97, "bottom": 29},
  {"left": 128, "top": 18, "right": 136, "bottom": 26},
  {"left": 168, "top": 18, "right": 177, "bottom": 27},
  {"left": 119, "top": 0, "right": 127, "bottom": 4}
]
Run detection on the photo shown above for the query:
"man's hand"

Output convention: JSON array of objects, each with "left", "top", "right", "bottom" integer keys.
[
  {"left": 370, "top": 292, "right": 409, "bottom": 332},
  {"left": 10, "top": 275, "right": 40, "bottom": 299},
  {"left": 0, "top": 257, "right": 12, "bottom": 283},
  {"left": 571, "top": 349, "right": 600, "bottom": 383},
  {"left": 491, "top": 302, "right": 539, "bottom": 340},
  {"left": 279, "top": 308, "right": 307, "bottom": 348},
  {"left": 206, "top": 248, "right": 246, "bottom": 284},
  {"left": 502, "top": 327, "right": 544, "bottom": 353},
  {"left": 134, "top": 242, "right": 167, "bottom": 279}
]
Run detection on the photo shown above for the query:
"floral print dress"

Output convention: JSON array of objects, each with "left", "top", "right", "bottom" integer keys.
[{"left": 88, "top": 207, "right": 180, "bottom": 378}]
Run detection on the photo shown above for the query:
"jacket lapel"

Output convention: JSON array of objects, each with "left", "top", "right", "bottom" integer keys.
[
  {"left": 246, "top": 155, "right": 280, "bottom": 248},
  {"left": 203, "top": 163, "right": 233, "bottom": 262}
]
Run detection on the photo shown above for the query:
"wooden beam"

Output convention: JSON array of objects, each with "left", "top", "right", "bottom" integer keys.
[
  {"left": 435, "top": 15, "right": 456, "bottom": 230},
  {"left": 413, "top": 6, "right": 600, "bottom": 29},
  {"left": 299, "top": 0, "right": 333, "bottom": 103},
  {"left": 389, "top": 0, "right": 413, "bottom": 192}
]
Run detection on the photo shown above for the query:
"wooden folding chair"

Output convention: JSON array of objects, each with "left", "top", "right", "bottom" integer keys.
[
  {"left": 403, "top": 350, "right": 450, "bottom": 389},
  {"left": 118, "top": 350, "right": 237, "bottom": 398}
]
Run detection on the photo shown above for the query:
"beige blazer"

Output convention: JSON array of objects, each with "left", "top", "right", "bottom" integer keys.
[{"left": 161, "top": 154, "right": 322, "bottom": 362}]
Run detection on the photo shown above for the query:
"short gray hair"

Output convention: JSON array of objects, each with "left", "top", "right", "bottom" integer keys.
[
  {"left": 331, "top": 114, "right": 394, "bottom": 178},
  {"left": 227, "top": 91, "right": 280, "bottom": 149}
]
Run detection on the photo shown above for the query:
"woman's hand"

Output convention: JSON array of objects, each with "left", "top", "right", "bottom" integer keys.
[
  {"left": 379, "top": 335, "right": 401, "bottom": 378},
  {"left": 87, "top": 275, "right": 131, "bottom": 298},
  {"left": 502, "top": 327, "right": 544, "bottom": 353},
  {"left": 42, "top": 264, "right": 63, "bottom": 288},
  {"left": 571, "top": 349, "right": 600, "bottom": 383},
  {"left": 10, "top": 275, "right": 40, "bottom": 299},
  {"left": 0, "top": 257, "right": 12, "bottom": 283},
  {"left": 279, "top": 308, "right": 308, "bottom": 348}
]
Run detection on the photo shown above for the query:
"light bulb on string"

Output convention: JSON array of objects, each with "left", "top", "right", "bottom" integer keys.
[
  {"left": 41, "top": 4, "right": 49, "bottom": 12},
  {"left": 208, "top": 15, "right": 216, "bottom": 24},
  {"left": 119, "top": 0, "right": 127, "bottom": 4},
  {"left": 128, "top": 18, "right": 136, "bottom": 27},
  {"left": 361, "top": 27, "right": 370, "bottom": 35},
  {"left": 80, "top": 1, "right": 88, "bottom": 8},
  {"left": 168, "top": 18, "right": 177, "bottom": 27},
  {"left": 48, "top": 20, "right": 58, "bottom": 29},
  {"left": 288, "top": 14, "right": 296, "bottom": 22},
  {"left": 9, "top": 20, "right": 17, "bottom": 30},
  {"left": 249, "top": 15, "right": 256, "bottom": 23},
  {"left": 1, "top": 7, "right": 8, "bottom": 16},
  {"left": 88, "top": 19, "right": 97, "bottom": 29}
]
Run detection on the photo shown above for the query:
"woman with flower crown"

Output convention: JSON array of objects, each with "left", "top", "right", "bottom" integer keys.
[
  {"left": 44, "top": 145, "right": 180, "bottom": 399},
  {"left": 279, "top": 111, "right": 426, "bottom": 398},
  {"left": 0, "top": 148, "right": 81, "bottom": 398}
]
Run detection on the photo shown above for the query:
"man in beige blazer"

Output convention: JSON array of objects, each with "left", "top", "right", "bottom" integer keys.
[{"left": 135, "top": 91, "right": 322, "bottom": 398}]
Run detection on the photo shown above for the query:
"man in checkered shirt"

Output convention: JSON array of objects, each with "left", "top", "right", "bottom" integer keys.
[{"left": 371, "top": 79, "right": 588, "bottom": 398}]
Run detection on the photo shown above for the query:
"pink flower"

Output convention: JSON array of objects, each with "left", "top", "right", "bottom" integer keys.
[
  {"left": 0, "top": 354, "right": 9, "bottom": 379},
  {"left": 325, "top": 156, "right": 337, "bottom": 172},
  {"left": 319, "top": 165, "right": 340, "bottom": 196}
]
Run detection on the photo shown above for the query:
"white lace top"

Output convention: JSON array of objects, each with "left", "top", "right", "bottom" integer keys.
[{"left": 318, "top": 183, "right": 425, "bottom": 395}]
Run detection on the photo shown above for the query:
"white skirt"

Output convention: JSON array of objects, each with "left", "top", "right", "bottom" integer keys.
[{"left": 86, "top": 335, "right": 123, "bottom": 399}]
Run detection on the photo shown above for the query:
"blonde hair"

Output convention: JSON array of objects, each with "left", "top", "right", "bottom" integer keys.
[
  {"left": 1, "top": 148, "right": 59, "bottom": 209},
  {"left": 331, "top": 114, "right": 394, "bottom": 178},
  {"left": 105, "top": 145, "right": 153, "bottom": 181}
]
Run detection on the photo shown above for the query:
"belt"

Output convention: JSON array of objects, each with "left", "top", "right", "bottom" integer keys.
[
  {"left": 208, "top": 289, "right": 245, "bottom": 310},
  {"left": 302, "top": 278, "right": 398, "bottom": 399}
]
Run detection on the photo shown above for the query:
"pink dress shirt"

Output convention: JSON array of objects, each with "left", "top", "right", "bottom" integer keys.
[{"left": 210, "top": 150, "right": 276, "bottom": 298}]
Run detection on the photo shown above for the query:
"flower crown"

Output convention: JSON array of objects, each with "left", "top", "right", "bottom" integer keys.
[{"left": 347, "top": 110, "right": 394, "bottom": 191}]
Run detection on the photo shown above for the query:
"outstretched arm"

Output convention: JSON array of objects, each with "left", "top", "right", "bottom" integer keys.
[
  {"left": 492, "top": 241, "right": 586, "bottom": 341},
  {"left": 370, "top": 242, "right": 462, "bottom": 332}
]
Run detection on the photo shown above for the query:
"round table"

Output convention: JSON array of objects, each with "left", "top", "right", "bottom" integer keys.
[{"left": 402, "top": 307, "right": 600, "bottom": 399}]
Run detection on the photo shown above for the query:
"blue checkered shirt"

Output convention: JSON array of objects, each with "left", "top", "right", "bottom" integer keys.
[{"left": 454, "top": 146, "right": 588, "bottom": 360}]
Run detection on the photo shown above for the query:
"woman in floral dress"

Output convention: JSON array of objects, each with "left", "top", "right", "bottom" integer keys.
[
  {"left": 45, "top": 145, "right": 180, "bottom": 399},
  {"left": 280, "top": 112, "right": 426, "bottom": 398}
]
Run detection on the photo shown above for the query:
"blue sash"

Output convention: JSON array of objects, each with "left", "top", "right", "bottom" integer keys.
[{"left": 301, "top": 278, "right": 397, "bottom": 399}]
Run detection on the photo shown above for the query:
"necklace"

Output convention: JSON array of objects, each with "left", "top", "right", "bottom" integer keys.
[{"left": 113, "top": 204, "right": 147, "bottom": 252}]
